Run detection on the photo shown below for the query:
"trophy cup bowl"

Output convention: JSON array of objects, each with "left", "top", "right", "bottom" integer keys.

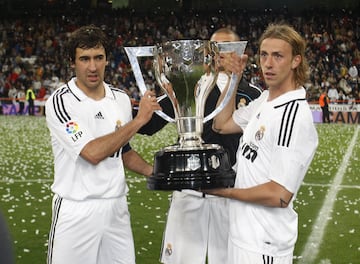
[{"left": 125, "top": 40, "right": 247, "bottom": 190}]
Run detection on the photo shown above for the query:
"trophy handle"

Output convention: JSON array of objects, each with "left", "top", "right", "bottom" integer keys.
[
  {"left": 124, "top": 46, "right": 175, "bottom": 123},
  {"left": 203, "top": 41, "right": 248, "bottom": 124}
]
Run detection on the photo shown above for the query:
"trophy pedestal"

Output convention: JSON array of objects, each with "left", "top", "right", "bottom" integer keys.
[{"left": 147, "top": 144, "right": 236, "bottom": 191}]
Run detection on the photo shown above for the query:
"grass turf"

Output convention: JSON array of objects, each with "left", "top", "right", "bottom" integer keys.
[{"left": 0, "top": 116, "right": 359, "bottom": 263}]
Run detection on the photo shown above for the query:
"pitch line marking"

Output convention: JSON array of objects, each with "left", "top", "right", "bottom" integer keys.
[
  {"left": 298, "top": 125, "right": 359, "bottom": 264},
  {"left": 301, "top": 182, "right": 360, "bottom": 189}
]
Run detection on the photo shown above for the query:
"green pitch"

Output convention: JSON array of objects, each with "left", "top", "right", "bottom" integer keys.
[{"left": 0, "top": 116, "right": 359, "bottom": 263}]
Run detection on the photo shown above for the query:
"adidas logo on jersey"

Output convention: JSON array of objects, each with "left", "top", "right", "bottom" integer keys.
[{"left": 95, "top": 111, "right": 104, "bottom": 119}]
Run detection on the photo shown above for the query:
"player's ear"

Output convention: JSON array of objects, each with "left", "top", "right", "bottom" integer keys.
[
  {"left": 291, "top": 55, "right": 301, "bottom": 69},
  {"left": 69, "top": 57, "right": 75, "bottom": 69}
]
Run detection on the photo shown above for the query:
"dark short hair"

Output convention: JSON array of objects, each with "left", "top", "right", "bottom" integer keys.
[
  {"left": 211, "top": 28, "right": 240, "bottom": 41},
  {"left": 67, "top": 25, "right": 109, "bottom": 63}
]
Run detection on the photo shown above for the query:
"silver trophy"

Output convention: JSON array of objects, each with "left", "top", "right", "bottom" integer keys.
[{"left": 125, "top": 40, "right": 247, "bottom": 190}]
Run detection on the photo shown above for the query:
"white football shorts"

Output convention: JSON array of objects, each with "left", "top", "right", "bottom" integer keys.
[
  {"left": 160, "top": 190, "right": 229, "bottom": 264},
  {"left": 47, "top": 194, "right": 135, "bottom": 264},
  {"left": 228, "top": 240, "right": 293, "bottom": 264}
]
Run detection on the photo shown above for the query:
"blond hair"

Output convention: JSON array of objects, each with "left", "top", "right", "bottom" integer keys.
[{"left": 258, "top": 23, "right": 309, "bottom": 86}]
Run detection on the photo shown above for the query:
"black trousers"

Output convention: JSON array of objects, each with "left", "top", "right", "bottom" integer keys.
[
  {"left": 0, "top": 211, "right": 14, "bottom": 264},
  {"left": 321, "top": 106, "right": 330, "bottom": 123}
]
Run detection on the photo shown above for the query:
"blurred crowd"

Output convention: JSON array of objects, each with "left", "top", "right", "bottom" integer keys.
[{"left": 0, "top": 7, "right": 359, "bottom": 108}]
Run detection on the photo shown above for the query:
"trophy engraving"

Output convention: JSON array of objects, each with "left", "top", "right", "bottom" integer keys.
[{"left": 125, "top": 40, "right": 247, "bottom": 190}]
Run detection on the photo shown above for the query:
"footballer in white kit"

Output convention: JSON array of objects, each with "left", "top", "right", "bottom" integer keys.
[
  {"left": 45, "top": 25, "right": 160, "bottom": 264},
  {"left": 209, "top": 23, "right": 319, "bottom": 264},
  {"left": 157, "top": 28, "right": 262, "bottom": 264},
  {"left": 46, "top": 78, "right": 135, "bottom": 263},
  {"left": 231, "top": 88, "right": 318, "bottom": 259},
  {"left": 159, "top": 78, "right": 262, "bottom": 264}
]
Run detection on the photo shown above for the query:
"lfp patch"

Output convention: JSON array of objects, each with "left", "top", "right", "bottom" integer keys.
[{"left": 66, "top": 121, "right": 79, "bottom": 134}]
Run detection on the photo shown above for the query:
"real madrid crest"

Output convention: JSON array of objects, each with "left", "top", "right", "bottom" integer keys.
[
  {"left": 115, "top": 120, "right": 122, "bottom": 131},
  {"left": 255, "top": 125, "right": 265, "bottom": 141},
  {"left": 237, "top": 98, "right": 247, "bottom": 108},
  {"left": 165, "top": 243, "right": 173, "bottom": 256}
]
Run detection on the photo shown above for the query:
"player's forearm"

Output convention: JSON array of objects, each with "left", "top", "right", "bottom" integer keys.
[
  {"left": 80, "top": 117, "right": 148, "bottom": 165},
  {"left": 122, "top": 149, "right": 153, "bottom": 177},
  {"left": 207, "top": 181, "right": 293, "bottom": 208},
  {"left": 81, "top": 91, "right": 161, "bottom": 165},
  {"left": 212, "top": 85, "right": 239, "bottom": 134},
  {"left": 213, "top": 53, "right": 247, "bottom": 134}
]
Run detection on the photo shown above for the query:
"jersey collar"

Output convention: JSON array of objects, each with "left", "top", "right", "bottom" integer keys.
[
  {"left": 267, "top": 87, "right": 306, "bottom": 106},
  {"left": 67, "top": 77, "right": 115, "bottom": 101}
]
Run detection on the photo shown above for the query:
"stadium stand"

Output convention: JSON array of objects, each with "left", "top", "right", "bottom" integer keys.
[{"left": 0, "top": 5, "right": 359, "bottom": 115}]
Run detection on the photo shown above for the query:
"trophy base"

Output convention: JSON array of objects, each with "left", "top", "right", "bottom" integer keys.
[{"left": 147, "top": 144, "right": 236, "bottom": 191}]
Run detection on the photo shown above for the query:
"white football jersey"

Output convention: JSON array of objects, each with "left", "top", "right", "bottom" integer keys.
[
  {"left": 231, "top": 88, "right": 318, "bottom": 256},
  {"left": 45, "top": 77, "right": 132, "bottom": 200}
]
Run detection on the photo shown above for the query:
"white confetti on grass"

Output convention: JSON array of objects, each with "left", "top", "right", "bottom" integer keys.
[
  {"left": 299, "top": 125, "right": 359, "bottom": 264},
  {"left": 1, "top": 117, "right": 358, "bottom": 263}
]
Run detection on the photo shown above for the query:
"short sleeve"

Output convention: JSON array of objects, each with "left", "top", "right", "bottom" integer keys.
[
  {"left": 45, "top": 94, "right": 95, "bottom": 161},
  {"left": 268, "top": 112, "right": 318, "bottom": 193}
]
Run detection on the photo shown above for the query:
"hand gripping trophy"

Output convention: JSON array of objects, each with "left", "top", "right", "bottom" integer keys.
[{"left": 125, "top": 39, "right": 247, "bottom": 190}]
